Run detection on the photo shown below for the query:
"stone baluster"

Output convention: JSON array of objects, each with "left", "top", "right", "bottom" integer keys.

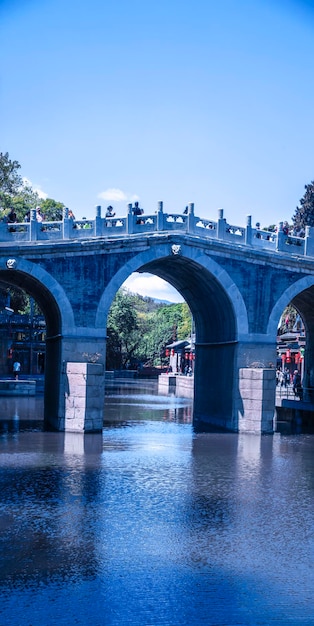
[
  {"left": 63, "top": 207, "right": 70, "bottom": 239},
  {"left": 157, "top": 201, "right": 163, "bottom": 230},
  {"left": 304, "top": 225, "right": 314, "bottom": 257},
  {"left": 187, "top": 202, "right": 195, "bottom": 234},
  {"left": 217, "top": 208, "right": 226, "bottom": 240},
  {"left": 276, "top": 222, "right": 284, "bottom": 251},
  {"left": 127, "top": 203, "right": 134, "bottom": 234},
  {"left": 95, "top": 205, "right": 102, "bottom": 236},
  {"left": 245, "top": 215, "right": 252, "bottom": 245},
  {"left": 30, "top": 208, "right": 37, "bottom": 241}
]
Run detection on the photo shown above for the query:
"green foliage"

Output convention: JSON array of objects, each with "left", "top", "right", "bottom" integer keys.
[
  {"left": 0, "top": 285, "right": 29, "bottom": 314},
  {"left": 106, "top": 289, "right": 146, "bottom": 369},
  {"left": 40, "top": 198, "right": 64, "bottom": 221},
  {"left": 0, "top": 151, "right": 65, "bottom": 222},
  {"left": 0, "top": 152, "right": 23, "bottom": 211},
  {"left": 278, "top": 304, "right": 298, "bottom": 334},
  {"left": 106, "top": 288, "right": 192, "bottom": 369},
  {"left": 292, "top": 181, "right": 314, "bottom": 233},
  {"left": 11, "top": 183, "right": 40, "bottom": 221}
]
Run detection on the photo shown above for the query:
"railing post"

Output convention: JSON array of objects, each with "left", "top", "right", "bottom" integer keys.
[
  {"left": 157, "top": 201, "right": 163, "bottom": 231},
  {"left": 217, "top": 208, "right": 226, "bottom": 240},
  {"left": 304, "top": 225, "right": 314, "bottom": 257},
  {"left": 95, "top": 205, "right": 102, "bottom": 236},
  {"left": 127, "top": 203, "right": 134, "bottom": 234},
  {"left": 63, "top": 207, "right": 70, "bottom": 240},
  {"left": 187, "top": 202, "right": 195, "bottom": 234},
  {"left": 245, "top": 215, "right": 252, "bottom": 245},
  {"left": 30, "top": 208, "right": 37, "bottom": 241},
  {"left": 276, "top": 222, "right": 284, "bottom": 251}
]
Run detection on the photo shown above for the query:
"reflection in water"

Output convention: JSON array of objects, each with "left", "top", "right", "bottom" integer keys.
[{"left": 0, "top": 382, "right": 313, "bottom": 625}]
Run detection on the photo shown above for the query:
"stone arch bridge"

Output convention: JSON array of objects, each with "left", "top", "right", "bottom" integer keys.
[{"left": 2, "top": 202, "right": 314, "bottom": 434}]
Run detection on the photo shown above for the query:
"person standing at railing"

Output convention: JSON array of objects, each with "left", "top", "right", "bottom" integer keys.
[
  {"left": 7, "top": 207, "right": 17, "bottom": 223},
  {"left": 132, "top": 201, "right": 144, "bottom": 224},
  {"left": 36, "top": 206, "right": 43, "bottom": 222},
  {"left": 7, "top": 207, "right": 17, "bottom": 232},
  {"left": 282, "top": 221, "right": 289, "bottom": 235},
  {"left": 106, "top": 205, "right": 115, "bottom": 218}
]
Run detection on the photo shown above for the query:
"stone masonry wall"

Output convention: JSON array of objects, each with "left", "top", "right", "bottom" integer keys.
[
  {"left": 237, "top": 368, "right": 276, "bottom": 433},
  {"left": 65, "top": 362, "right": 104, "bottom": 432}
]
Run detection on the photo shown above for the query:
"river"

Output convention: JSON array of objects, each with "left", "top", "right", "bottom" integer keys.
[{"left": 0, "top": 379, "right": 313, "bottom": 625}]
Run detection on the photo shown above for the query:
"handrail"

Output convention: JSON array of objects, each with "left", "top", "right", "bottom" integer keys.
[{"left": 0, "top": 203, "right": 313, "bottom": 258}]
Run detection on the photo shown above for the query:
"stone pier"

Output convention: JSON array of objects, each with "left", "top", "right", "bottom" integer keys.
[{"left": 237, "top": 368, "right": 276, "bottom": 433}]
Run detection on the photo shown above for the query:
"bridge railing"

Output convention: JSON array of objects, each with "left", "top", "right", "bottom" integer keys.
[{"left": 1, "top": 203, "right": 313, "bottom": 258}]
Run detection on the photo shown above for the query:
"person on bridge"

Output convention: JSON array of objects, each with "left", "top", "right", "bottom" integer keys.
[
  {"left": 36, "top": 207, "right": 43, "bottom": 222},
  {"left": 7, "top": 207, "right": 17, "bottom": 224},
  {"left": 7, "top": 208, "right": 17, "bottom": 232},
  {"left": 132, "top": 201, "right": 144, "bottom": 224},
  {"left": 282, "top": 221, "right": 289, "bottom": 235},
  {"left": 106, "top": 206, "right": 116, "bottom": 218}
]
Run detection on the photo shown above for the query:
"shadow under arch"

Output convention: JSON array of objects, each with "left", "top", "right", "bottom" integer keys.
[
  {"left": 0, "top": 259, "right": 75, "bottom": 426},
  {"left": 268, "top": 275, "right": 314, "bottom": 399},
  {"left": 97, "top": 244, "right": 249, "bottom": 431}
]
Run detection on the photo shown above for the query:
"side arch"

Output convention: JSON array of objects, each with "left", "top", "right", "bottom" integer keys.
[
  {"left": 0, "top": 256, "right": 75, "bottom": 335},
  {"left": 267, "top": 275, "right": 314, "bottom": 337},
  {"left": 0, "top": 257, "right": 76, "bottom": 426}
]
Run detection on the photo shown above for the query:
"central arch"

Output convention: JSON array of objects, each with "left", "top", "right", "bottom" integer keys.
[{"left": 97, "top": 243, "right": 248, "bottom": 431}]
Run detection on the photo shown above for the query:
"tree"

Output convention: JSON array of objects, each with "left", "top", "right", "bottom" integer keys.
[
  {"left": 144, "top": 303, "right": 192, "bottom": 366},
  {"left": 0, "top": 152, "right": 65, "bottom": 222},
  {"left": 106, "top": 289, "right": 145, "bottom": 369},
  {"left": 0, "top": 152, "right": 23, "bottom": 211},
  {"left": 40, "top": 198, "right": 64, "bottom": 221},
  {"left": 0, "top": 284, "right": 29, "bottom": 314},
  {"left": 11, "top": 183, "right": 40, "bottom": 221},
  {"left": 292, "top": 181, "right": 314, "bottom": 234}
]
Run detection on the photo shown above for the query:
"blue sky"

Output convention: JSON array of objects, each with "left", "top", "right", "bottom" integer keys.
[{"left": 1, "top": 0, "right": 314, "bottom": 301}]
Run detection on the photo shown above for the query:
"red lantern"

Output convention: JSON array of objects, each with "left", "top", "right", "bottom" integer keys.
[
  {"left": 165, "top": 349, "right": 170, "bottom": 357},
  {"left": 294, "top": 353, "right": 300, "bottom": 365},
  {"left": 286, "top": 349, "right": 291, "bottom": 363},
  {"left": 281, "top": 354, "right": 286, "bottom": 364},
  {"left": 189, "top": 352, "right": 193, "bottom": 361},
  {"left": 171, "top": 349, "right": 174, "bottom": 357}
]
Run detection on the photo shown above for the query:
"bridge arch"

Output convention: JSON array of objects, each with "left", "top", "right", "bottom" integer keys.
[
  {"left": 97, "top": 242, "right": 249, "bottom": 430},
  {"left": 268, "top": 275, "right": 314, "bottom": 397},
  {"left": 96, "top": 243, "right": 248, "bottom": 334},
  {"left": 267, "top": 275, "right": 314, "bottom": 338},
  {"left": 0, "top": 257, "right": 75, "bottom": 424}
]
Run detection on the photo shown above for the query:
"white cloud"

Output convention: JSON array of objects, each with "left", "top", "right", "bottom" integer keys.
[
  {"left": 98, "top": 188, "right": 128, "bottom": 202},
  {"left": 97, "top": 188, "right": 141, "bottom": 205},
  {"left": 122, "top": 273, "right": 184, "bottom": 303},
  {"left": 22, "top": 177, "right": 48, "bottom": 200}
]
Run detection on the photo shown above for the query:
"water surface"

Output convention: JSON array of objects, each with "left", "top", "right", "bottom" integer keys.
[{"left": 0, "top": 381, "right": 313, "bottom": 625}]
